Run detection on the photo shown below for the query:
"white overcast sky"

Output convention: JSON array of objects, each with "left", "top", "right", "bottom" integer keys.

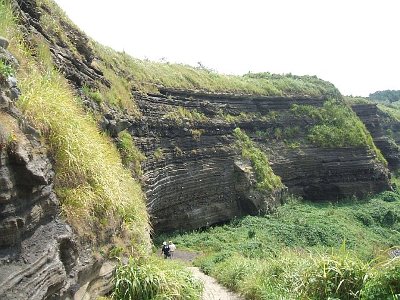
[{"left": 54, "top": 0, "right": 399, "bottom": 97}]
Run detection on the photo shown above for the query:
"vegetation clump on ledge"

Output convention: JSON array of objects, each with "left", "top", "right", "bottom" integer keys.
[
  {"left": 233, "top": 127, "right": 283, "bottom": 191},
  {"left": 291, "top": 100, "right": 387, "bottom": 166}
]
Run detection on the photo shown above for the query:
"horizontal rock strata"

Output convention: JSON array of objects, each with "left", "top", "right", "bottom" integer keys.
[{"left": 128, "top": 90, "right": 390, "bottom": 232}]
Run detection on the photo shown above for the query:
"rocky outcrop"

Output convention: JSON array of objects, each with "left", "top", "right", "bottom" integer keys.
[
  {"left": 0, "top": 46, "right": 114, "bottom": 299},
  {"left": 352, "top": 104, "right": 400, "bottom": 170},
  {"left": 14, "top": 0, "right": 108, "bottom": 89}
]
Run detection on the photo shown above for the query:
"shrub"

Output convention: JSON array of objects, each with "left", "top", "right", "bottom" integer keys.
[
  {"left": 361, "top": 258, "right": 400, "bottom": 300},
  {"left": 164, "top": 106, "right": 208, "bottom": 125},
  {"left": 0, "top": 60, "right": 13, "bottom": 82},
  {"left": 113, "top": 257, "right": 203, "bottom": 300},
  {"left": 153, "top": 148, "right": 164, "bottom": 161},
  {"left": 380, "top": 191, "right": 400, "bottom": 203}
]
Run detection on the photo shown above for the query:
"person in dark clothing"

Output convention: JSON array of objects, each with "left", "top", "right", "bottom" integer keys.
[{"left": 161, "top": 241, "right": 170, "bottom": 259}]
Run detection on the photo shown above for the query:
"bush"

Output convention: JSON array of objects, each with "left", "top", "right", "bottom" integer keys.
[
  {"left": 113, "top": 257, "right": 203, "bottom": 300},
  {"left": 361, "top": 258, "right": 400, "bottom": 300},
  {"left": 380, "top": 191, "right": 400, "bottom": 203}
]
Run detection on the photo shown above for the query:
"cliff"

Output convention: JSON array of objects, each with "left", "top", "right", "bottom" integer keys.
[
  {"left": 128, "top": 90, "right": 389, "bottom": 232},
  {"left": 0, "top": 0, "right": 394, "bottom": 298},
  {"left": 352, "top": 103, "right": 400, "bottom": 170}
]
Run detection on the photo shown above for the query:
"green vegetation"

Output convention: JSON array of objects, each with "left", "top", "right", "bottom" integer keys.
[
  {"left": 117, "top": 130, "right": 146, "bottom": 177},
  {"left": 113, "top": 257, "right": 203, "bottom": 300},
  {"left": 93, "top": 43, "right": 341, "bottom": 99},
  {"left": 0, "top": 59, "right": 13, "bottom": 82},
  {"left": 291, "top": 100, "right": 387, "bottom": 165},
  {"left": 153, "top": 147, "right": 164, "bottom": 161},
  {"left": 369, "top": 90, "right": 400, "bottom": 103},
  {"left": 165, "top": 193, "right": 400, "bottom": 299},
  {"left": 361, "top": 256, "right": 400, "bottom": 299},
  {"left": 190, "top": 129, "right": 205, "bottom": 141},
  {"left": 82, "top": 85, "right": 103, "bottom": 104},
  {"left": 1, "top": 0, "right": 149, "bottom": 251},
  {"left": 233, "top": 128, "right": 283, "bottom": 191},
  {"left": 164, "top": 106, "right": 208, "bottom": 125}
]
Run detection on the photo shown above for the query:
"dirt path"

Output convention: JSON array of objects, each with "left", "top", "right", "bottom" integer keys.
[
  {"left": 173, "top": 250, "right": 244, "bottom": 300},
  {"left": 188, "top": 266, "right": 244, "bottom": 300}
]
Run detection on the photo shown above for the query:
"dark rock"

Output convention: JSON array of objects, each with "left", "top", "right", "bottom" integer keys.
[
  {"left": 0, "top": 77, "right": 115, "bottom": 299},
  {"left": 352, "top": 104, "right": 400, "bottom": 170},
  {"left": 0, "top": 36, "right": 9, "bottom": 49}
]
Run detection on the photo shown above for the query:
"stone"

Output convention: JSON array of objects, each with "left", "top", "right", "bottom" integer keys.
[
  {"left": 0, "top": 93, "right": 11, "bottom": 109},
  {"left": 9, "top": 87, "right": 20, "bottom": 100},
  {"left": 0, "top": 36, "right": 9, "bottom": 50}
]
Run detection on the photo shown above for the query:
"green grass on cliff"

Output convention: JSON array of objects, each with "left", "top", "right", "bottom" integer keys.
[
  {"left": 234, "top": 128, "right": 283, "bottom": 191},
  {"left": 0, "top": 0, "right": 149, "bottom": 252},
  {"left": 163, "top": 193, "right": 400, "bottom": 299},
  {"left": 93, "top": 43, "right": 341, "bottom": 100},
  {"left": 292, "top": 100, "right": 387, "bottom": 166}
]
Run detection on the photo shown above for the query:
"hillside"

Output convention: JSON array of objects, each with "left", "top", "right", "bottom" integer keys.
[{"left": 0, "top": 0, "right": 398, "bottom": 299}]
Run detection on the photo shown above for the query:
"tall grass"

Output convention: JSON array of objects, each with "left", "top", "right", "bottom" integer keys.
[
  {"left": 113, "top": 257, "right": 203, "bottom": 300},
  {"left": 1, "top": 0, "right": 149, "bottom": 251}
]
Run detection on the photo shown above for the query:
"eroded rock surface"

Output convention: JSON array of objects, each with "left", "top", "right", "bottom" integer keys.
[
  {"left": 0, "top": 49, "right": 114, "bottom": 299},
  {"left": 128, "top": 90, "right": 390, "bottom": 232},
  {"left": 352, "top": 103, "right": 400, "bottom": 170}
]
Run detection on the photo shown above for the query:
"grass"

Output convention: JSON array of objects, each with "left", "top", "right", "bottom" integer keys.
[
  {"left": 233, "top": 128, "right": 283, "bottom": 191},
  {"left": 1, "top": 0, "right": 150, "bottom": 252},
  {"left": 164, "top": 106, "right": 208, "bottom": 125},
  {"left": 116, "top": 130, "right": 146, "bottom": 177},
  {"left": 161, "top": 191, "right": 400, "bottom": 299},
  {"left": 113, "top": 256, "right": 203, "bottom": 300},
  {"left": 93, "top": 43, "right": 341, "bottom": 99}
]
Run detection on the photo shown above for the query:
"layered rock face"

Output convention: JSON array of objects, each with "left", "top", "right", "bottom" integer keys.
[
  {"left": 0, "top": 49, "right": 114, "bottom": 300},
  {"left": 352, "top": 103, "right": 400, "bottom": 170},
  {"left": 127, "top": 90, "right": 390, "bottom": 232}
]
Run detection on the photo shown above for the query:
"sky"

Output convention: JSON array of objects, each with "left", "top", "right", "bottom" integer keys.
[{"left": 53, "top": 0, "right": 400, "bottom": 97}]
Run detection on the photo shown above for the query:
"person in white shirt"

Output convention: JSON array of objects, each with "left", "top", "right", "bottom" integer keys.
[{"left": 168, "top": 241, "right": 176, "bottom": 258}]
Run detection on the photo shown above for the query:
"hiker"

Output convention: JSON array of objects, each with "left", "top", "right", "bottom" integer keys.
[
  {"left": 168, "top": 241, "right": 176, "bottom": 258},
  {"left": 161, "top": 241, "right": 170, "bottom": 259}
]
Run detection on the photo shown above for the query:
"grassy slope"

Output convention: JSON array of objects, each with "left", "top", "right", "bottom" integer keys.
[
  {"left": 93, "top": 44, "right": 341, "bottom": 100},
  {"left": 0, "top": 0, "right": 149, "bottom": 253},
  {"left": 163, "top": 193, "right": 400, "bottom": 299}
]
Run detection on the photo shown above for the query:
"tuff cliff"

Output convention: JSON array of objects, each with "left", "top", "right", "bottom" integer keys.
[
  {"left": 130, "top": 90, "right": 389, "bottom": 232},
  {"left": 0, "top": 39, "right": 116, "bottom": 299},
  {"left": 0, "top": 0, "right": 396, "bottom": 299},
  {"left": 352, "top": 103, "right": 400, "bottom": 170}
]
